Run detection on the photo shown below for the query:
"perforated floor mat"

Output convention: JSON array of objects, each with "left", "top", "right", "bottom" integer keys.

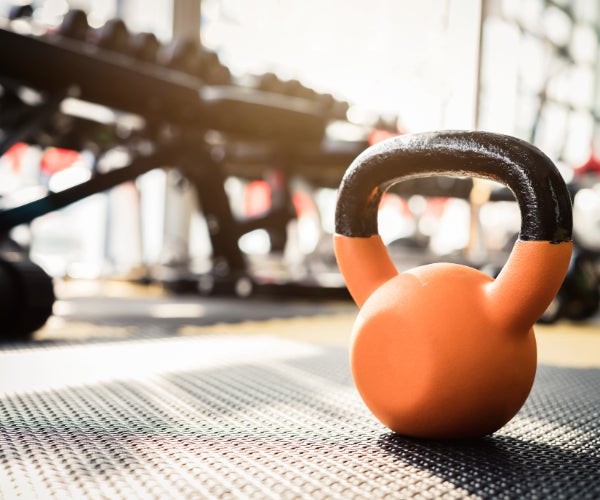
[{"left": 1, "top": 334, "right": 598, "bottom": 499}]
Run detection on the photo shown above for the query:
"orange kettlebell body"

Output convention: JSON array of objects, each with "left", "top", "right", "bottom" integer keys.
[
  {"left": 334, "top": 132, "right": 573, "bottom": 439},
  {"left": 352, "top": 263, "right": 536, "bottom": 439}
]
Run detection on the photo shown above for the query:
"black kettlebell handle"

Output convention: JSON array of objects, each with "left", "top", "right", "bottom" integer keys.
[{"left": 335, "top": 131, "right": 572, "bottom": 243}]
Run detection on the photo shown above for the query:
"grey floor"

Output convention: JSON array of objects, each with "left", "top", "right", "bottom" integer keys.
[{"left": 0, "top": 285, "right": 598, "bottom": 499}]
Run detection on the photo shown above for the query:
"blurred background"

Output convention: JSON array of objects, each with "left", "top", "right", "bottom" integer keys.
[{"left": 0, "top": 0, "right": 599, "bottom": 334}]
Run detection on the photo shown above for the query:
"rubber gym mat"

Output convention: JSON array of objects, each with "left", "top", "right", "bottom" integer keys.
[{"left": 0, "top": 333, "right": 598, "bottom": 499}]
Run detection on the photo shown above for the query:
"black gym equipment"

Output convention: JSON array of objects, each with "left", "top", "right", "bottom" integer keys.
[
  {"left": 0, "top": 11, "right": 362, "bottom": 335},
  {"left": 0, "top": 244, "right": 55, "bottom": 339}
]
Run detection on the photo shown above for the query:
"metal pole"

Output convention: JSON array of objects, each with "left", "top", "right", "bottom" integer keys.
[
  {"left": 162, "top": 1, "right": 202, "bottom": 275},
  {"left": 467, "top": 0, "right": 491, "bottom": 265},
  {"left": 172, "top": 0, "right": 201, "bottom": 41},
  {"left": 473, "top": 0, "right": 486, "bottom": 131}
]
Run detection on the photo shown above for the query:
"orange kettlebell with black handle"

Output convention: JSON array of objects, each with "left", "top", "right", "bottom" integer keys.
[{"left": 334, "top": 131, "right": 573, "bottom": 439}]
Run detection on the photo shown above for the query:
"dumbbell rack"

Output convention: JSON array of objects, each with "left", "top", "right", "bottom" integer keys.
[
  {"left": 3, "top": 11, "right": 594, "bottom": 336},
  {"left": 0, "top": 20, "right": 546, "bottom": 335},
  {"left": 0, "top": 13, "right": 374, "bottom": 336}
]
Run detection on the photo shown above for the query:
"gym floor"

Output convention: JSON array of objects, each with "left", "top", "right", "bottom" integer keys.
[{"left": 1, "top": 280, "right": 599, "bottom": 498}]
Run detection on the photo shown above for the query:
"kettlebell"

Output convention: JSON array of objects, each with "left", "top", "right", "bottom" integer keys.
[{"left": 334, "top": 131, "right": 573, "bottom": 439}]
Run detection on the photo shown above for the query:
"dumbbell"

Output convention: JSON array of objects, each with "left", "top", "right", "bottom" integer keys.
[
  {"left": 203, "top": 63, "right": 232, "bottom": 85},
  {"left": 294, "top": 82, "right": 318, "bottom": 101},
  {"left": 315, "top": 92, "right": 351, "bottom": 119},
  {"left": 200, "top": 51, "right": 232, "bottom": 84},
  {"left": 58, "top": 9, "right": 90, "bottom": 42},
  {"left": 283, "top": 79, "right": 319, "bottom": 100},
  {"left": 59, "top": 12, "right": 129, "bottom": 53},
  {"left": 256, "top": 72, "right": 350, "bottom": 119},
  {"left": 539, "top": 248, "right": 599, "bottom": 323},
  {"left": 314, "top": 92, "right": 335, "bottom": 113},
  {"left": 330, "top": 99, "right": 349, "bottom": 120},
  {"left": 257, "top": 74, "right": 315, "bottom": 100},
  {"left": 8, "top": 3, "right": 34, "bottom": 20},
  {"left": 128, "top": 32, "right": 161, "bottom": 63},
  {"left": 96, "top": 18, "right": 130, "bottom": 53},
  {"left": 0, "top": 248, "right": 55, "bottom": 339},
  {"left": 257, "top": 72, "right": 285, "bottom": 94},
  {"left": 373, "top": 114, "right": 399, "bottom": 133},
  {"left": 160, "top": 40, "right": 232, "bottom": 84},
  {"left": 160, "top": 37, "right": 202, "bottom": 76}
]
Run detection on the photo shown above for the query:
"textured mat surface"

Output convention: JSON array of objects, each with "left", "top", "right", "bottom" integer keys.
[{"left": 0, "top": 334, "right": 599, "bottom": 499}]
